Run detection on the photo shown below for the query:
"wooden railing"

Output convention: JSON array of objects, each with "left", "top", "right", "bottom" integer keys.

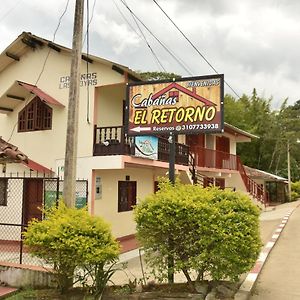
[
  {"left": 93, "top": 126, "right": 189, "bottom": 165},
  {"left": 191, "top": 146, "right": 238, "bottom": 170},
  {"left": 93, "top": 125, "right": 135, "bottom": 156},
  {"left": 189, "top": 146, "right": 268, "bottom": 205},
  {"left": 237, "top": 156, "right": 268, "bottom": 206}
]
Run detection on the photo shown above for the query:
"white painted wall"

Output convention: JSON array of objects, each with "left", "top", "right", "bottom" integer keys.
[{"left": 0, "top": 45, "right": 125, "bottom": 171}]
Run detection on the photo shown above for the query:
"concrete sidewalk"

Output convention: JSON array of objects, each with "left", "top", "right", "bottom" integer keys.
[
  {"left": 112, "top": 201, "right": 300, "bottom": 287},
  {"left": 249, "top": 201, "right": 300, "bottom": 300}
]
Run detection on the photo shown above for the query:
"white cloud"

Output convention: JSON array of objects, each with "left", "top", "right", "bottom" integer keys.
[
  {"left": 92, "top": 13, "right": 141, "bottom": 55},
  {"left": 0, "top": 0, "right": 300, "bottom": 106}
]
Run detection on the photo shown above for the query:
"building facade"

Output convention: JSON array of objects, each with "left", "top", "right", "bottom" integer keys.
[{"left": 0, "top": 32, "right": 265, "bottom": 242}]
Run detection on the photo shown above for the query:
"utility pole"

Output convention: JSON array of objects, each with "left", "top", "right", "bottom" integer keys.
[
  {"left": 168, "top": 131, "right": 175, "bottom": 284},
  {"left": 63, "top": 0, "right": 84, "bottom": 207},
  {"left": 287, "top": 140, "right": 291, "bottom": 201}
]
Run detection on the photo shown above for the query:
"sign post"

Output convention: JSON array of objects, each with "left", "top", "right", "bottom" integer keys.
[
  {"left": 168, "top": 132, "right": 175, "bottom": 185},
  {"left": 126, "top": 74, "right": 224, "bottom": 283}
]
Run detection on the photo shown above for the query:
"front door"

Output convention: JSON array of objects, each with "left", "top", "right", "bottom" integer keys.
[
  {"left": 23, "top": 179, "right": 43, "bottom": 225},
  {"left": 186, "top": 134, "right": 205, "bottom": 166},
  {"left": 216, "top": 136, "right": 230, "bottom": 169}
]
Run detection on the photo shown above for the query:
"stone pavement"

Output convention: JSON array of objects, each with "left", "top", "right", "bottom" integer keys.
[{"left": 249, "top": 201, "right": 300, "bottom": 300}]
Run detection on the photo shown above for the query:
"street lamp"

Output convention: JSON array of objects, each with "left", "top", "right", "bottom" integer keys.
[{"left": 287, "top": 139, "right": 300, "bottom": 201}]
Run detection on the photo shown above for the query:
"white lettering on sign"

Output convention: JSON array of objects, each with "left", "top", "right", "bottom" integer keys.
[{"left": 59, "top": 72, "right": 98, "bottom": 89}]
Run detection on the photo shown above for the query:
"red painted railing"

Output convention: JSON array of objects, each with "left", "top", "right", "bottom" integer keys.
[
  {"left": 190, "top": 147, "right": 268, "bottom": 206},
  {"left": 191, "top": 147, "right": 238, "bottom": 170},
  {"left": 237, "top": 156, "right": 268, "bottom": 206}
]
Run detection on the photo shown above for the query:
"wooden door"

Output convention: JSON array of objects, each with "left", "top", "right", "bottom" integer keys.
[
  {"left": 186, "top": 134, "right": 205, "bottom": 166},
  {"left": 23, "top": 179, "right": 43, "bottom": 225},
  {"left": 215, "top": 178, "right": 225, "bottom": 190},
  {"left": 216, "top": 136, "right": 230, "bottom": 153},
  {"left": 216, "top": 136, "right": 230, "bottom": 168}
]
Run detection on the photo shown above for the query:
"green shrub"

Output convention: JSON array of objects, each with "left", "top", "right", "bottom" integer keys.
[
  {"left": 23, "top": 201, "right": 120, "bottom": 292},
  {"left": 134, "top": 180, "right": 261, "bottom": 283},
  {"left": 291, "top": 181, "right": 300, "bottom": 201}
]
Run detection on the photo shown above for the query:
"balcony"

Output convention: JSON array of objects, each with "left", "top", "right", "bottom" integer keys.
[
  {"left": 93, "top": 126, "right": 189, "bottom": 165},
  {"left": 192, "top": 146, "right": 238, "bottom": 170}
]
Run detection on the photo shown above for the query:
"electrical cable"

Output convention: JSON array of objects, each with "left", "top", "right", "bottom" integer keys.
[
  {"left": 120, "top": 0, "right": 166, "bottom": 72},
  {"left": 117, "top": 0, "right": 193, "bottom": 76},
  {"left": 113, "top": 0, "right": 142, "bottom": 39},
  {"left": 7, "top": 0, "right": 70, "bottom": 142},
  {"left": 0, "top": 0, "right": 23, "bottom": 24},
  {"left": 86, "top": 0, "right": 90, "bottom": 124},
  {"left": 152, "top": 0, "right": 241, "bottom": 98},
  {"left": 83, "top": 0, "right": 96, "bottom": 45}
]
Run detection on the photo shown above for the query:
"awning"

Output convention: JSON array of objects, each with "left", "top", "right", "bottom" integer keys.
[
  {"left": 18, "top": 81, "right": 65, "bottom": 107},
  {"left": 23, "top": 159, "right": 54, "bottom": 174},
  {"left": 244, "top": 165, "right": 288, "bottom": 182},
  {"left": 0, "top": 80, "right": 64, "bottom": 113}
]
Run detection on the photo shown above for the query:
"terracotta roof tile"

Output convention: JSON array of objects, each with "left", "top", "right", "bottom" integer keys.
[{"left": 0, "top": 137, "right": 28, "bottom": 163}]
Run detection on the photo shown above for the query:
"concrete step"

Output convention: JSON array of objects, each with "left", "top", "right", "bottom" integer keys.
[{"left": 0, "top": 286, "right": 18, "bottom": 299}]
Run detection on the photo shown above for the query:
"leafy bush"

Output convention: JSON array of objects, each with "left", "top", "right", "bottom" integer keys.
[
  {"left": 23, "top": 201, "right": 120, "bottom": 292},
  {"left": 291, "top": 181, "right": 300, "bottom": 201},
  {"left": 134, "top": 180, "right": 261, "bottom": 284}
]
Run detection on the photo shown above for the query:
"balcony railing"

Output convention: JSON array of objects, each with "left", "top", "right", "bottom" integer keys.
[
  {"left": 93, "top": 126, "right": 189, "bottom": 165},
  {"left": 191, "top": 146, "right": 238, "bottom": 170}
]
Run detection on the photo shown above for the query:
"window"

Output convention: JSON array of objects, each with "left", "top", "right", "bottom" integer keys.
[
  {"left": 0, "top": 178, "right": 8, "bottom": 206},
  {"left": 18, "top": 97, "right": 52, "bottom": 132},
  {"left": 118, "top": 181, "right": 136, "bottom": 212}
]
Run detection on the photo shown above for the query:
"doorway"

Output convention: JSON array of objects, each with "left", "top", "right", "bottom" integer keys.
[{"left": 23, "top": 179, "right": 43, "bottom": 225}]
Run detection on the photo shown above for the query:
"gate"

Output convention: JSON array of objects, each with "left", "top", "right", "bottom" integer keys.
[{"left": 0, "top": 174, "right": 88, "bottom": 265}]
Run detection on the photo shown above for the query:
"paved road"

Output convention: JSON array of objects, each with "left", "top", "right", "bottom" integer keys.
[{"left": 250, "top": 203, "right": 300, "bottom": 300}]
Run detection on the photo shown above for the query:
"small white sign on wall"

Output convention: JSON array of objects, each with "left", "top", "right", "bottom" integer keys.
[{"left": 95, "top": 176, "right": 102, "bottom": 199}]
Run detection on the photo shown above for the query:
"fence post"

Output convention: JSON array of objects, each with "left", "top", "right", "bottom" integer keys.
[{"left": 56, "top": 177, "right": 60, "bottom": 207}]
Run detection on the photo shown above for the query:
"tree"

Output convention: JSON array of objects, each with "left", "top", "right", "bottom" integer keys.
[
  {"left": 134, "top": 180, "right": 261, "bottom": 286},
  {"left": 136, "top": 71, "right": 182, "bottom": 81},
  {"left": 224, "top": 90, "right": 300, "bottom": 180},
  {"left": 24, "top": 202, "right": 120, "bottom": 292}
]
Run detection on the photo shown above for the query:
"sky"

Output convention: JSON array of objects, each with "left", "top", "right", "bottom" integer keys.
[{"left": 0, "top": 0, "right": 299, "bottom": 109}]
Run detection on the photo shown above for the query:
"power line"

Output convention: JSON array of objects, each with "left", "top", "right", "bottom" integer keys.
[
  {"left": 85, "top": 0, "right": 92, "bottom": 124},
  {"left": 0, "top": 0, "right": 23, "bottom": 24},
  {"left": 117, "top": 0, "right": 193, "bottom": 76},
  {"left": 119, "top": 0, "right": 166, "bottom": 72},
  {"left": 152, "top": 0, "right": 241, "bottom": 98},
  {"left": 7, "top": 0, "right": 71, "bottom": 142},
  {"left": 83, "top": 0, "right": 96, "bottom": 46},
  {"left": 113, "top": 0, "right": 142, "bottom": 39}
]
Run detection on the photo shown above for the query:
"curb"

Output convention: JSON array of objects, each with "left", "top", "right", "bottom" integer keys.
[{"left": 234, "top": 206, "right": 297, "bottom": 300}]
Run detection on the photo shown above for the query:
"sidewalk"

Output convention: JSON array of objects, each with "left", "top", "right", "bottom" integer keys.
[
  {"left": 249, "top": 201, "right": 300, "bottom": 299},
  {"left": 112, "top": 201, "right": 300, "bottom": 287}
]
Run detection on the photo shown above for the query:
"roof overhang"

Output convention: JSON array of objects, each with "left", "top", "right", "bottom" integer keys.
[
  {"left": 244, "top": 165, "right": 287, "bottom": 182},
  {"left": 224, "top": 122, "right": 259, "bottom": 142},
  {"left": 23, "top": 159, "right": 54, "bottom": 174},
  {"left": 0, "top": 80, "right": 64, "bottom": 114},
  {"left": 0, "top": 32, "right": 141, "bottom": 82}
]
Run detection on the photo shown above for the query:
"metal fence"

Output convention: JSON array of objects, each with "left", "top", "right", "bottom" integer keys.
[{"left": 0, "top": 174, "right": 88, "bottom": 265}]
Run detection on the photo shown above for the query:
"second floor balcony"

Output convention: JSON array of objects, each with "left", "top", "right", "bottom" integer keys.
[
  {"left": 93, "top": 126, "right": 189, "bottom": 165},
  {"left": 93, "top": 126, "right": 239, "bottom": 171},
  {"left": 192, "top": 146, "right": 238, "bottom": 171}
]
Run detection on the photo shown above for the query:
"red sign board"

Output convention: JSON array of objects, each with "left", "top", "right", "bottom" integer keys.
[{"left": 126, "top": 74, "right": 224, "bottom": 135}]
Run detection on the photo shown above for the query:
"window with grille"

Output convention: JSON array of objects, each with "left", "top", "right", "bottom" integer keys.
[
  {"left": 0, "top": 178, "right": 8, "bottom": 206},
  {"left": 18, "top": 97, "right": 52, "bottom": 132},
  {"left": 118, "top": 181, "right": 136, "bottom": 212}
]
